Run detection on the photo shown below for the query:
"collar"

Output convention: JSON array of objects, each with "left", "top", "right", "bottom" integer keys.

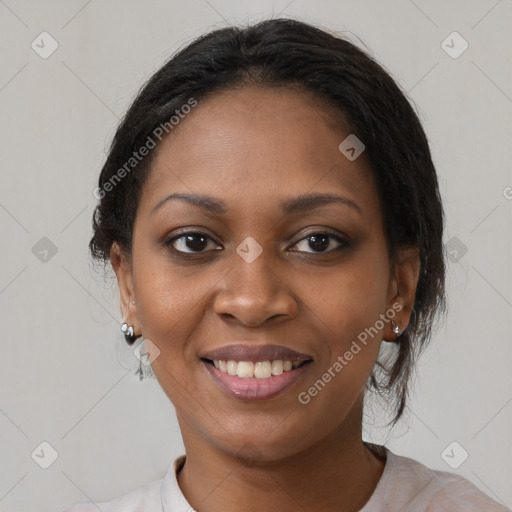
[{"left": 161, "top": 454, "right": 195, "bottom": 512}]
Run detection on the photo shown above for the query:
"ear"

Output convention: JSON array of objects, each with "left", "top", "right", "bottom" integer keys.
[
  {"left": 384, "top": 245, "right": 420, "bottom": 341},
  {"left": 110, "top": 242, "right": 139, "bottom": 333}
]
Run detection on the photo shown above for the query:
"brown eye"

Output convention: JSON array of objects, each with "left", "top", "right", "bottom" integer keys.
[
  {"left": 167, "top": 232, "right": 221, "bottom": 253},
  {"left": 291, "top": 232, "right": 348, "bottom": 253}
]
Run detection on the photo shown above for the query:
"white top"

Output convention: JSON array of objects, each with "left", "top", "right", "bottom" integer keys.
[{"left": 60, "top": 447, "right": 510, "bottom": 511}]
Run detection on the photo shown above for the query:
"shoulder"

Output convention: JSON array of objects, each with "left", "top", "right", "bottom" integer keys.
[
  {"left": 57, "top": 477, "right": 162, "bottom": 512},
  {"left": 427, "top": 472, "right": 510, "bottom": 511},
  {"left": 58, "top": 455, "right": 187, "bottom": 512},
  {"left": 384, "top": 450, "right": 510, "bottom": 511}
]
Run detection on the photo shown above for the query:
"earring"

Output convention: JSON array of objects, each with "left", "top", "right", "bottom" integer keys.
[
  {"left": 391, "top": 320, "right": 400, "bottom": 335},
  {"left": 135, "top": 348, "right": 155, "bottom": 381},
  {"left": 134, "top": 338, "right": 155, "bottom": 381},
  {"left": 121, "top": 322, "right": 138, "bottom": 345},
  {"left": 137, "top": 364, "right": 154, "bottom": 381}
]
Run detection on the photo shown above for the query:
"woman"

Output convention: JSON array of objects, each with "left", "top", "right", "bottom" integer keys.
[{"left": 62, "top": 18, "right": 509, "bottom": 512}]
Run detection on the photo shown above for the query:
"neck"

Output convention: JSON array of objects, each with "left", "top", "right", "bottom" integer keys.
[{"left": 175, "top": 405, "right": 386, "bottom": 512}]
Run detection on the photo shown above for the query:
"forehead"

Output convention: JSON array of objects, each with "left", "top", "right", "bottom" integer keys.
[{"left": 140, "top": 85, "right": 378, "bottom": 218}]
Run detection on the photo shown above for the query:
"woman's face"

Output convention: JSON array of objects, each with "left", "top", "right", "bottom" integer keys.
[{"left": 113, "top": 85, "right": 415, "bottom": 461}]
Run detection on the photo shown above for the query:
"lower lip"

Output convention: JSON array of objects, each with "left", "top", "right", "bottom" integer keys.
[{"left": 201, "top": 360, "right": 312, "bottom": 401}]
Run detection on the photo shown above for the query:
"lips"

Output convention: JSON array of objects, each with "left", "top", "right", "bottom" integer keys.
[
  {"left": 198, "top": 343, "right": 314, "bottom": 401},
  {"left": 199, "top": 343, "right": 313, "bottom": 363}
]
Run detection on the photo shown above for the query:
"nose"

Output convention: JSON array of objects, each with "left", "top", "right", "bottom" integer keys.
[{"left": 213, "top": 251, "right": 298, "bottom": 327}]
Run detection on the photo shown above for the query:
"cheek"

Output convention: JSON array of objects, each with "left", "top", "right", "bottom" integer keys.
[
  {"left": 132, "top": 234, "right": 214, "bottom": 327},
  {"left": 131, "top": 248, "right": 197, "bottom": 354},
  {"left": 295, "top": 250, "right": 389, "bottom": 400},
  {"left": 296, "top": 268, "right": 389, "bottom": 424},
  {"left": 133, "top": 261, "right": 212, "bottom": 408},
  {"left": 298, "top": 247, "right": 390, "bottom": 347}
]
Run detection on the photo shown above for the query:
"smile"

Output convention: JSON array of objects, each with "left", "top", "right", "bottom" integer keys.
[
  {"left": 201, "top": 358, "right": 313, "bottom": 401},
  {"left": 204, "top": 358, "right": 308, "bottom": 378}
]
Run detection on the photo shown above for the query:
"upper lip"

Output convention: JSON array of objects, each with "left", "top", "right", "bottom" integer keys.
[{"left": 199, "top": 343, "right": 313, "bottom": 362}]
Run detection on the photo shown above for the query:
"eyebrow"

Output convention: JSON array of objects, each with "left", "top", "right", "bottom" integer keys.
[
  {"left": 150, "top": 193, "right": 228, "bottom": 216},
  {"left": 150, "top": 192, "right": 361, "bottom": 217},
  {"left": 281, "top": 193, "right": 362, "bottom": 216}
]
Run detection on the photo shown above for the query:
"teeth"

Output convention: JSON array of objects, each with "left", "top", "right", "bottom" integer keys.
[
  {"left": 237, "top": 361, "right": 254, "bottom": 378},
  {"left": 226, "top": 360, "right": 237, "bottom": 375},
  {"left": 254, "top": 361, "right": 271, "bottom": 379},
  {"left": 271, "top": 360, "right": 284, "bottom": 375},
  {"left": 211, "top": 359, "right": 304, "bottom": 378}
]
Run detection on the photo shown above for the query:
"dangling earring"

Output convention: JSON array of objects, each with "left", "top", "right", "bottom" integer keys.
[
  {"left": 121, "top": 301, "right": 152, "bottom": 380},
  {"left": 120, "top": 323, "right": 154, "bottom": 380},
  {"left": 134, "top": 338, "right": 155, "bottom": 381},
  {"left": 391, "top": 320, "right": 400, "bottom": 335},
  {"left": 135, "top": 350, "right": 154, "bottom": 381}
]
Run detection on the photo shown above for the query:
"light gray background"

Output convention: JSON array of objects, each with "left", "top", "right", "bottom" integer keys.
[{"left": 0, "top": 1, "right": 511, "bottom": 511}]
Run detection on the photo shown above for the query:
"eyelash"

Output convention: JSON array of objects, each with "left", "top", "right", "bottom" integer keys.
[{"left": 164, "top": 229, "right": 349, "bottom": 256}]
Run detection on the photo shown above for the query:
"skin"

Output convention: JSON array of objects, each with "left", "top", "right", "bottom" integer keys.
[{"left": 111, "top": 84, "right": 420, "bottom": 512}]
